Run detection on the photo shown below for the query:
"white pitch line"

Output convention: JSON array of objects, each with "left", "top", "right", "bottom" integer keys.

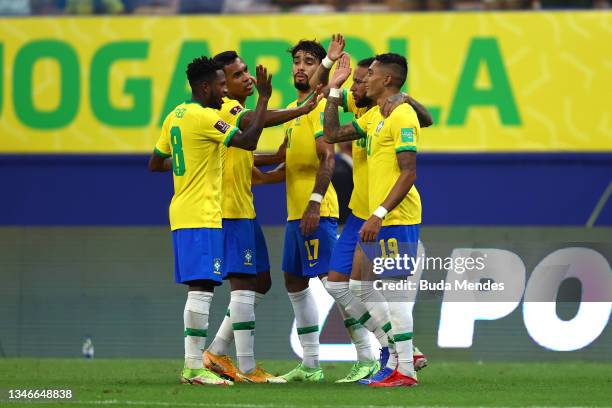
[{"left": 586, "top": 181, "right": 612, "bottom": 228}]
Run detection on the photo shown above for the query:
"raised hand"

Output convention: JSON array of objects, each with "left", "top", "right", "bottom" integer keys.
[
  {"left": 327, "top": 33, "right": 346, "bottom": 62},
  {"left": 301, "top": 84, "right": 324, "bottom": 114},
  {"left": 255, "top": 65, "right": 272, "bottom": 100},
  {"left": 330, "top": 53, "right": 352, "bottom": 88}
]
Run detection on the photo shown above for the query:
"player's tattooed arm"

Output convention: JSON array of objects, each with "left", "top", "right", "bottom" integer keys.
[
  {"left": 148, "top": 154, "right": 172, "bottom": 172},
  {"left": 406, "top": 95, "right": 433, "bottom": 127},
  {"left": 254, "top": 138, "right": 287, "bottom": 166},
  {"left": 228, "top": 65, "right": 271, "bottom": 151},
  {"left": 300, "top": 137, "right": 335, "bottom": 236},
  {"left": 252, "top": 163, "right": 286, "bottom": 185},
  {"left": 308, "top": 33, "right": 346, "bottom": 90},
  {"left": 359, "top": 151, "right": 416, "bottom": 242},
  {"left": 381, "top": 93, "right": 433, "bottom": 127},
  {"left": 323, "top": 94, "right": 360, "bottom": 143}
]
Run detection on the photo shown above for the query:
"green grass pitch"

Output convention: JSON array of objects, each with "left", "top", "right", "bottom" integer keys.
[{"left": 1, "top": 359, "right": 610, "bottom": 407}]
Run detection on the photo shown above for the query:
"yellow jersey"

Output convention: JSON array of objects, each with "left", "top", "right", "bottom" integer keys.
[
  {"left": 155, "top": 101, "right": 238, "bottom": 230},
  {"left": 353, "top": 104, "right": 421, "bottom": 226},
  {"left": 284, "top": 94, "right": 339, "bottom": 221},
  {"left": 218, "top": 97, "right": 256, "bottom": 219},
  {"left": 341, "top": 88, "right": 370, "bottom": 220}
]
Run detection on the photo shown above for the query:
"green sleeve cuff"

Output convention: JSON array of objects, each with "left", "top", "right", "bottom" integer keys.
[
  {"left": 224, "top": 127, "right": 239, "bottom": 146},
  {"left": 352, "top": 120, "right": 367, "bottom": 139},
  {"left": 235, "top": 109, "right": 251, "bottom": 130},
  {"left": 395, "top": 146, "right": 417, "bottom": 153},
  {"left": 314, "top": 130, "right": 324, "bottom": 139},
  {"left": 342, "top": 89, "right": 349, "bottom": 113},
  {"left": 154, "top": 147, "right": 171, "bottom": 158}
]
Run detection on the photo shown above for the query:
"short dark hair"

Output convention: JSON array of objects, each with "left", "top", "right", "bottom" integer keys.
[
  {"left": 213, "top": 50, "right": 239, "bottom": 67},
  {"left": 374, "top": 53, "right": 408, "bottom": 88},
  {"left": 186, "top": 56, "right": 221, "bottom": 88},
  {"left": 357, "top": 57, "right": 375, "bottom": 68},
  {"left": 289, "top": 40, "right": 326, "bottom": 62}
]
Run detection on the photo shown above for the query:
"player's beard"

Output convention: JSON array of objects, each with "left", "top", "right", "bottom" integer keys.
[
  {"left": 293, "top": 79, "right": 310, "bottom": 91},
  {"left": 209, "top": 96, "right": 223, "bottom": 110},
  {"left": 355, "top": 96, "right": 373, "bottom": 108}
]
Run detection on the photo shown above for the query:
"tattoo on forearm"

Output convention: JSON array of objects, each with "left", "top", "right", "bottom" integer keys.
[
  {"left": 323, "top": 96, "right": 361, "bottom": 143},
  {"left": 323, "top": 96, "right": 341, "bottom": 141}
]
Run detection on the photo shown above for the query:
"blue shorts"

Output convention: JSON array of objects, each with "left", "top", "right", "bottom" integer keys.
[
  {"left": 329, "top": 213, "right": 365, "bottom": 275},
  {"left": 360, "top": 224, "right": 420, "bottom": 278},
  {"left": 282, "top": 217, "right": 338, "bottom": 278},
  {"left": 222, "top": 218, "right": 271, "bottom": 276},
  {"left": 172, "top": 228, "right": 224, "bottom": 285}
]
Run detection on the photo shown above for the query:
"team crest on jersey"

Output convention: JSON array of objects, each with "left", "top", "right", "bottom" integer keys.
[
  {"left": 401, "top": 128, "right": 415, "bottom": 143},
  {"left": 174, "top": 107, "right": 186, "bottom": 118},
  {"left": 230, "top": 105, "right": 243, "bottom": 115},
  {"left": 213, "top": 258, "right": 223, "bottom": 275},
  {"left": 376, "top": 120, "right": 385, "bottom": 133},
  {"left": 243, "top": 249, "right": 254, "bottom": 266},
  {"left": 214, "top": 120, "right": 231, "bottom": 134}
]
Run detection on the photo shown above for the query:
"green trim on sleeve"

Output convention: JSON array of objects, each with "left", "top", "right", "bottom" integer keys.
[
  {"left": 223, "top": 127, "right": 239, "bottom": 146},
  {"left": 395, "top": 145, "right": 417, "bottom": 153},
  {"left": 314, "top": 130, "right": 324, "bottom": 139},
  {"left": 342, "top": 88, "right": 349, "bottom": 112},
  {"left": 235, "top": 108, "right": 251, "bottom": 130},
  {"left": 351, "top": 120, "right": 367, "bottom": 139},
  {"left": 154, "top": 147, "right": 171, "bottom": 158}
]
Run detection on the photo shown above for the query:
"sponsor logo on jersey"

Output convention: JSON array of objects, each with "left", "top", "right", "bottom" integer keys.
[{"left": 230, "top": 105, "right": 243, "bottom": 115}]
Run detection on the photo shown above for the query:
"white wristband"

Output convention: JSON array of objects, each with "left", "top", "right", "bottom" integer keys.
[
  {"left": 329, "top": 88, "right": 341, "bottom": 99},
  {"left": 373, "top": 206, "right": 388, "bottom": 219},
  {"left": 322, "top": 56, "right": 334, "bottom": 69},
  {"left": 310, "top": 193, "right": 323, "bottom": 203}
]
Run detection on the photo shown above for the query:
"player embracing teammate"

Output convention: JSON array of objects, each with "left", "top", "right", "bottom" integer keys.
[{"left": 151, "top": 34, "right": 428, "bottom": 389}]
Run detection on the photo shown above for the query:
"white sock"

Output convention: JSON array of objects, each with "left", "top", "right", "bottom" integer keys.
[
  {"left": 230, "top": 290, "right": 256, "bottom": 374},
  {"left": 387, "top": 337, "right": 398, "bottom": 370},
  {"left": 184, "top": 291, "right": 213, "bottom": 369},
  {"left": 388, "top": 301, "right": 414, "bottom": 376},
  {"left": 324, "top": 279, "right": 374, "bottom": 361},
  {"left": 384, "top": 282, "right": 414, "bottom": 377},
  {"left": 349, "top": 279, "right": 391, "bottom": 347},
  {"left": 336, "top": 303, "right": 375, "bottom": 361},
  {"left": 208, "top": 291, "right": 266, "bottom": 356},
  {"left": 288, "top": 287, "right": 319, "bottom": 369}
]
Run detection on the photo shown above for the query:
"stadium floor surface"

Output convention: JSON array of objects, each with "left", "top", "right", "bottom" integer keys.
[{"left": 1, "top": 359, "right": 610, "bottom": 407}]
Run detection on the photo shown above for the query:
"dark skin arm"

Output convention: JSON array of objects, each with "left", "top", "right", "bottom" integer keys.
[
  {"left": 239, "top": 97, "right": 318, "bottom": 129},
  {"left": 381, "top": 93, "right": 433, "bottom": 127},
  {"left": 227, "top": 65, "right": 272, "bottom": 151},
  {"left": 254, "top": 138, "right": 287, "bottom": 166},
  {"left": 360, "top": 151, "right": 417, "bottom": 242},
  {"left": 300, "top": 137, "right": 335, "bottom": 236},
  {"left": 252, "top": 163, "right": 286, "bottom": 185},
  {"left": 148, "top": 154, "right": 172, "bottom": 172}
]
